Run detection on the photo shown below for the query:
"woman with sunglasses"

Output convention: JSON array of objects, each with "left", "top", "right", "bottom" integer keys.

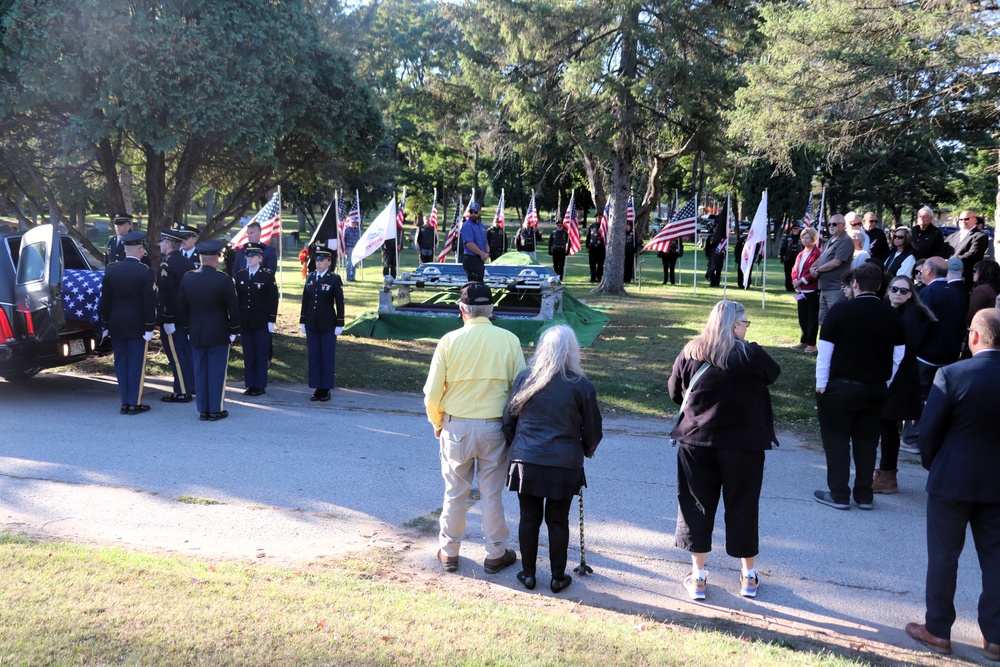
[
  {"left": 883, "top": 227, "right": 916, "bottom": 279},
  {"left": 874, "top": 275, "right": 937, "bottom": 493},
  {"left": 968, "top": 259, "right": 1000, "bottom": 327}
]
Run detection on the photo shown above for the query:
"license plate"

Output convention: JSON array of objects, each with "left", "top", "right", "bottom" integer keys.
[{"left": 68, "top": 339, "right": 85, "bottom": 356}]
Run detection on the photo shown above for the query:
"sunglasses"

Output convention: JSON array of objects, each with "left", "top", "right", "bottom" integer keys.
[
  {"left": 958, "top": 217, "right": 971, "bottom": 222},
  {"left": 893, "top": 235, "right": 906, "bottom": 240},
  {"left": 889, "top": 286, "right": 911, "bottom": 295},
  {"left": 849, "top": 223, "right": 862, "bottom": 227}
]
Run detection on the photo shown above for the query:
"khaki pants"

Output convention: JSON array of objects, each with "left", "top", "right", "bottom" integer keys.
[{"left": 438, "top": 415, "right": 509, "bottom": 559}]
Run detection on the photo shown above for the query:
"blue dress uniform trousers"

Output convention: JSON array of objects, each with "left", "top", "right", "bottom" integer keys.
[
  {"left": 192, "top": 343, "right": 230, "bottom": 414},
  {"left": 241, "top": 327, "right": 271, "bottom": 389},
  {"left": 161, "top": 327, "right": 194, "bottom": 395},
  {"left": 111, "top": 337, "right": 148, "bottom": 406},
  {"left": 306, "top": 329, "right": 337, "bottom": 390}
]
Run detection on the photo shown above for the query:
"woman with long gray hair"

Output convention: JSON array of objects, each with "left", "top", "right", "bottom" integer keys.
[
  {"left": 502, "top": 325, "right": 602, "bottom": 593},
  {"left": 669, "top": 300, "right": 779, "bottom": 601}
]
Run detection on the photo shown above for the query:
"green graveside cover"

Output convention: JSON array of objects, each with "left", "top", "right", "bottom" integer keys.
[{"left": 342, "top": 251, "right": 609, "bottom": 346}]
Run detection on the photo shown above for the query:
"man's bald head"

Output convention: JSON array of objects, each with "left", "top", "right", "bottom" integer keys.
[
  {"left": 971, "top": 308, "right": 1000, "bottom": 351},
  {"left": 923, "top": 256, "right": 947, "bottom": 279}
]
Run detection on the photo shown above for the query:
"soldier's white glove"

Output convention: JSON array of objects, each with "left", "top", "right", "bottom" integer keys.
[
  {"left": 229, "top": 334, "right": 236, "bottom": 343},
  {"left": 164, "top": 323, "right": 176, "bottom": 335},
  {"left": 334, "top": 327, "right": 343, "bottom": 336},
  {"left": 101, "top": 329, "right": 109, "bottom": 340},
  {"left": 267, "top": 323, "right": 275, "bottom": 333},
  {"left": 142, "top": 331, "right": 153, "bottom": 342},
  {"left": 301, "top": 324, "right": 307, "bottom": 334}
]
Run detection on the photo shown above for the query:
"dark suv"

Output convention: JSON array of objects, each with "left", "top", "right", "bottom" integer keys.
[{"left": 0, "top": 224, "right": 105, "bottom": 379}]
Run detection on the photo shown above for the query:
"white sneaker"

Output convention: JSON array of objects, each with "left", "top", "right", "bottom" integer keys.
[{"left": 684, "top": 575, "right": 706, "bottom": 601}]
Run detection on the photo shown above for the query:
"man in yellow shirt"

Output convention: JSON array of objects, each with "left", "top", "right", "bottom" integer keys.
[{"left": 424, "top": 282, "right": 526, "bottom": 574}]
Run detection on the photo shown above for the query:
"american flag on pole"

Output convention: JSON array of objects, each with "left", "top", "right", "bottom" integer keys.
[
  {"left": 493, "top": 190, "right": 505, "bottom": 228},
  {"left": 336, "top": 190, "right": 348, "bottom": 254},
  {"left": 626, "top": 192, "right": 635, "bottom": 225},
  {"left": 436, "top": 196, "right": 463, "bottom": 263},
  {"left": 641, "top": 196, "right": 698, "bottom": 253},
  {"left": 428, "top": 193, "right": 439, "bottom": 230},
  {"left": 396, "top": 189, "right": 406, "bottom": 230},
  {"left": 525, "top": 191, "right": 539, "bottom": 228},
  {"left": 230, "top": 190, "right": 281, "bottom": 248},
  {"left": 345, "top": 190, "right": 361, "bottom": 228},
  {"left": 598, "top": 203, "right": 609, "bottom": 242},
  {"left": 802, "top": 192, "right": 813, "bottom": 227},
  {"left": 563, "top": 192, "right": 581, "bottom": 256}
]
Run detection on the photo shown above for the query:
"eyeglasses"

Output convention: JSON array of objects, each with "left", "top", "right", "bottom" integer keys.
[
  {"left": 888, "top": 286, "right": 911, "bottom": 295},
  {"left": 849, "top": 222, "right": 862, "bottom": 227},
  {"left": 893, "top": 235, "right": 905, "bottom": 240},
  {"left": 737, "top": 320, "right": 750, "bottom": 327}
]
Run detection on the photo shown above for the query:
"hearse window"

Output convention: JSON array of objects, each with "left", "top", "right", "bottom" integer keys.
[
  {"left": 16, "top": 241, "right": 46, "bottom": 283},
  {"left": 61, "top": 236, "right": 90, "bottom": 270}
]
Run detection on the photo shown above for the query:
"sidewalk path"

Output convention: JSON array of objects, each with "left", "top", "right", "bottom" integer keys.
[{"left": 0, "top": 372, "right": 990, "bottom": 664}]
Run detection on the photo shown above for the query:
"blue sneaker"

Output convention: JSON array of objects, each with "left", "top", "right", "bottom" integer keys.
[
  {"left": 684, "top": 575, "right": 706, "bottom": 601},
  {"left": 740, "top": 573, "right": 759, "bottom": 598}
]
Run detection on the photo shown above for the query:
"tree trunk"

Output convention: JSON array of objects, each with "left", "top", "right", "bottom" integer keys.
[
  {"left": 592, "top": 4, "right": 639, "bottom": 296},
  {"left": 144, "top": 144, "right": 167, "bottom": 270},
  {"left": 94, "top": 137, "right": 127, "bottom": 217}
]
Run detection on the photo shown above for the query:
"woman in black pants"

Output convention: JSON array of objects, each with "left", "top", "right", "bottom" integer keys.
[
  {"left": 669, "top": 300, "right": 780, "bottom": 601},
  {"left": 503, "top": 325, "right": 602, "bottom": 593}
]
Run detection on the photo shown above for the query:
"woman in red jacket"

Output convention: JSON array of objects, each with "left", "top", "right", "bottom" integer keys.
[{"left": 790, "top": 227, "right": 822, "bottom": 353}]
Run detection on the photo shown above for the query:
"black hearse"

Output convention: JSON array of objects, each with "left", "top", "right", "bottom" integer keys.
[{"left": 0, "top": 224, "right": 105, "bottom": 379}]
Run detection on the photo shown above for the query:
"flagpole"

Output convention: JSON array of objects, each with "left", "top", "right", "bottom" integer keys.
[
  {"left": 761, "top": 234, "right": 768, "bottom": 309},
  {"left": 693, "top": 191, "right": 699, "bottom": 297},
  {"left": 277, "top": 186, "right": 283, "bottom": 309},
  {"left": 722, "top": 194, "right": 730, "bottom": 299}
]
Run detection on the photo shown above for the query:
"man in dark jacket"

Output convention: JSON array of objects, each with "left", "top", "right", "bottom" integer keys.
[
  {"left": 156, "top": 227, "right": 196, "bottom": 403},
  {"left": 178, "top": 240, "right": 240, "bottom": 421},
  {"left": 300, "top": 246, "right": 345, "bottom": 402},
  {"left": 515, "top": 220, "right": 541, "bottom": 261},
  {"left": 905, "top": 308, "right": 1000, "bottom": 659},
  {"left": 235, "top": 242, "right": 279, "bottom": 397},
  {"left": 586, "top": 220, "right": 605, "bottom": 283},
  {"left": 416, "top": 219, "right": 437, "bottom": 264},
  {"left": 863, "top": 212, "right": 890, "bottom": 264},
  {"left": 548, "top": 220, "right": 569, "bottom": 279},
  {"left": 99, "top": 231, "right": 156, "bottom": 415},
  {"left": 486, "top": 219, "right": 508, "bottom": 261},
  {"left": 946, "top": 209, "right": 988, "bottom": 291},
  {"left": 911, "top": 207, "right": 951, "bottom": 261}
]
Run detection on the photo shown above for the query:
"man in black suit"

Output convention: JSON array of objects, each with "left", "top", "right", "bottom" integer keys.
[
  {"left": 862, "top": 212, "right": 890, "bottom": 264},
  {"left": 156, "top": 228, "right": 196, "bottom": 403},
  {"left": 235, "top": 242, "right": 279, "bottom": 397},
  {"left": 915, "top": 257, "right": 967, "bottom": 396},
  {"left": 905, "top": 308, "right": 1000, "bottom": 660},
  {"left": 911, "top": 206, "right": 951, "bottom": 261},
  {"left": 178, "top": 240, "right": 240, "bottom": 421},
  {"left": 946, "top": 209, "right": 988, "bottom": 291},
  {"left": 586, "top": 219, "right": 605, "bottom": 283},
  {"left": 98, "top": 231, "right": 156, "bottom": 415}
]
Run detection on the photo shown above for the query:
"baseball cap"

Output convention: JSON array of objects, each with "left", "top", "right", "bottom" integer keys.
[{"left": 459, "top": 281, "right": 492, "bottom": 305}]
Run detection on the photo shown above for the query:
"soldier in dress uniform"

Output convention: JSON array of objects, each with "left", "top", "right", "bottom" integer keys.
[
  {"left": 178, "top": 225, "right": 201, "bottom": 268},
  {"left": 105, "top": 213, "right": 135, "bottom": 265},
  {"left": 157, "top": 227, "right": 196, "bottom": 403},
  {"left": 178, "top": 240, "right": 240, "bottom": 421},
  {"left": 98, "top": 231, "right": 156, "bottom": 415},
  {"left": 235, "top": 242, "right": 279, "bottom": 397},
  {"left": 300, "top": 246, "right": 345, "bottom": 402}
]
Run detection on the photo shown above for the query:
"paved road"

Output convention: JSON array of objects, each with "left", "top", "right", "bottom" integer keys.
[{"left": 0, "top": 372, "right": 992, "bottom": 664}]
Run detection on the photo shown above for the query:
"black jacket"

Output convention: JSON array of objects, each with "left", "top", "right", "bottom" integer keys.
[
  {"left": 99, "top": 257, "right": 156, "bottom": 338},
  {"left": 515, "top": 227, "right": 540, "bottom": 252},
  {"left": 300, "top": 270, "right": 345, "bottom": 330},
  {"left": 917, "top": 279, "right": 967, "bottom": 365},
  {"left": 549, "top": 228, "right": 569, "bottom": 254},
  {"left": 177, "top": 265, "right": 240, "bottom": 346},
  {"left": 487, "top": 226, "right": 508, "bottom": 258},
  {"left": 157, "top": 250, "right": 196, "bottom": 325},
  {"left": 668, "top": 341, "right": 780, "bottom": 450},
  {"left": 503, "top": 372, "right": 602, "bottom": 470},
  {"left": 235, "top": 268, "right": 279, "bottom": 330}
]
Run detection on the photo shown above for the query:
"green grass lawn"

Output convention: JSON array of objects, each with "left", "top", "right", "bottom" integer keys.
[{"left": 0, "top": 534, "right": 886, "bottom": 667}]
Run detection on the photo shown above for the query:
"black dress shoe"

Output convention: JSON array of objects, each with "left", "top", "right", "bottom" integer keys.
[
  {"left": 126, "top": 404, "right": 151, "bottom": 415},
  {"left": 317, "top": 389, "right": 331, "bottom": 402},
  {"left": 207, "top": 410, "right": 229, "bottom": 421},
  {"left": 161, "top": 393, "right": 180, "bottom": 402},
  {"left": 517, "top": 571, "right": 536, "bottom": 590},
  {"left": 243, "top": 388, "right": 255, "bottom": 396},
  {"left": 199, "top": 412, "right": 210, "bottom": 421},
  {"left": 120, "top": 405, "right": 131, "bottom": 415},
  {"left": 310, "top": 391, "right": 321, "bottom": 402},
  {"left": 550, "top": 575, "right": 572, "bottom": 593}
]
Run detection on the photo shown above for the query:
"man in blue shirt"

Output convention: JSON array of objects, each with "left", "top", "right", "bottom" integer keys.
[{"left": 460, "top": 202, "right": 489, "bottom": 281}]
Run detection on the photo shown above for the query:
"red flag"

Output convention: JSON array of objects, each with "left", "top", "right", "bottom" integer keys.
[{"left": 563, "top": 193, "right": 581, "bottom": 256}]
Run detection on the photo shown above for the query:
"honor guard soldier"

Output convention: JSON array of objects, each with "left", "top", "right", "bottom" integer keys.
[
  {"left": 178, "top": 239, "right": 240, "bottom": 421},
  {"left": 178, "top": 225, "right": 201, "bottom": 267},
  {"left": 98, "top": 231, "right": 156, "bottom": 415},
  {"left": 235, "top": 242, "right": 279, "bottom": 396},
  {"left": 300, "top": 246, "right": 345, "bottom": 402},
  {"left": 105, "top": 213, "right": 135, "bottom": 265},
  {"left": 157, "top": 227, "right": 196, "bottom": 403}
]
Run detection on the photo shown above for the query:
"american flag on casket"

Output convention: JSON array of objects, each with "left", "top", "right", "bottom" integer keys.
[{"left": 63, "top": 269, "right": 104, "bottom": 324}]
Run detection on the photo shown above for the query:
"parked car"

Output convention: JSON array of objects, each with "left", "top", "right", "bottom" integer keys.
[{"left": 0, "top": 224, "right": 106, "bottom": 380}]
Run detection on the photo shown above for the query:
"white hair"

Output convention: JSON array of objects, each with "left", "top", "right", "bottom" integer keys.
[
  {"left": 918, "top": 206, "right": 935, "bottom": 218},
  {"left": 459, "top": 302, "right": 493, "bottom": 318},
  {"left": 507, "top": 325, "right": 585, "bottom": 415}
]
